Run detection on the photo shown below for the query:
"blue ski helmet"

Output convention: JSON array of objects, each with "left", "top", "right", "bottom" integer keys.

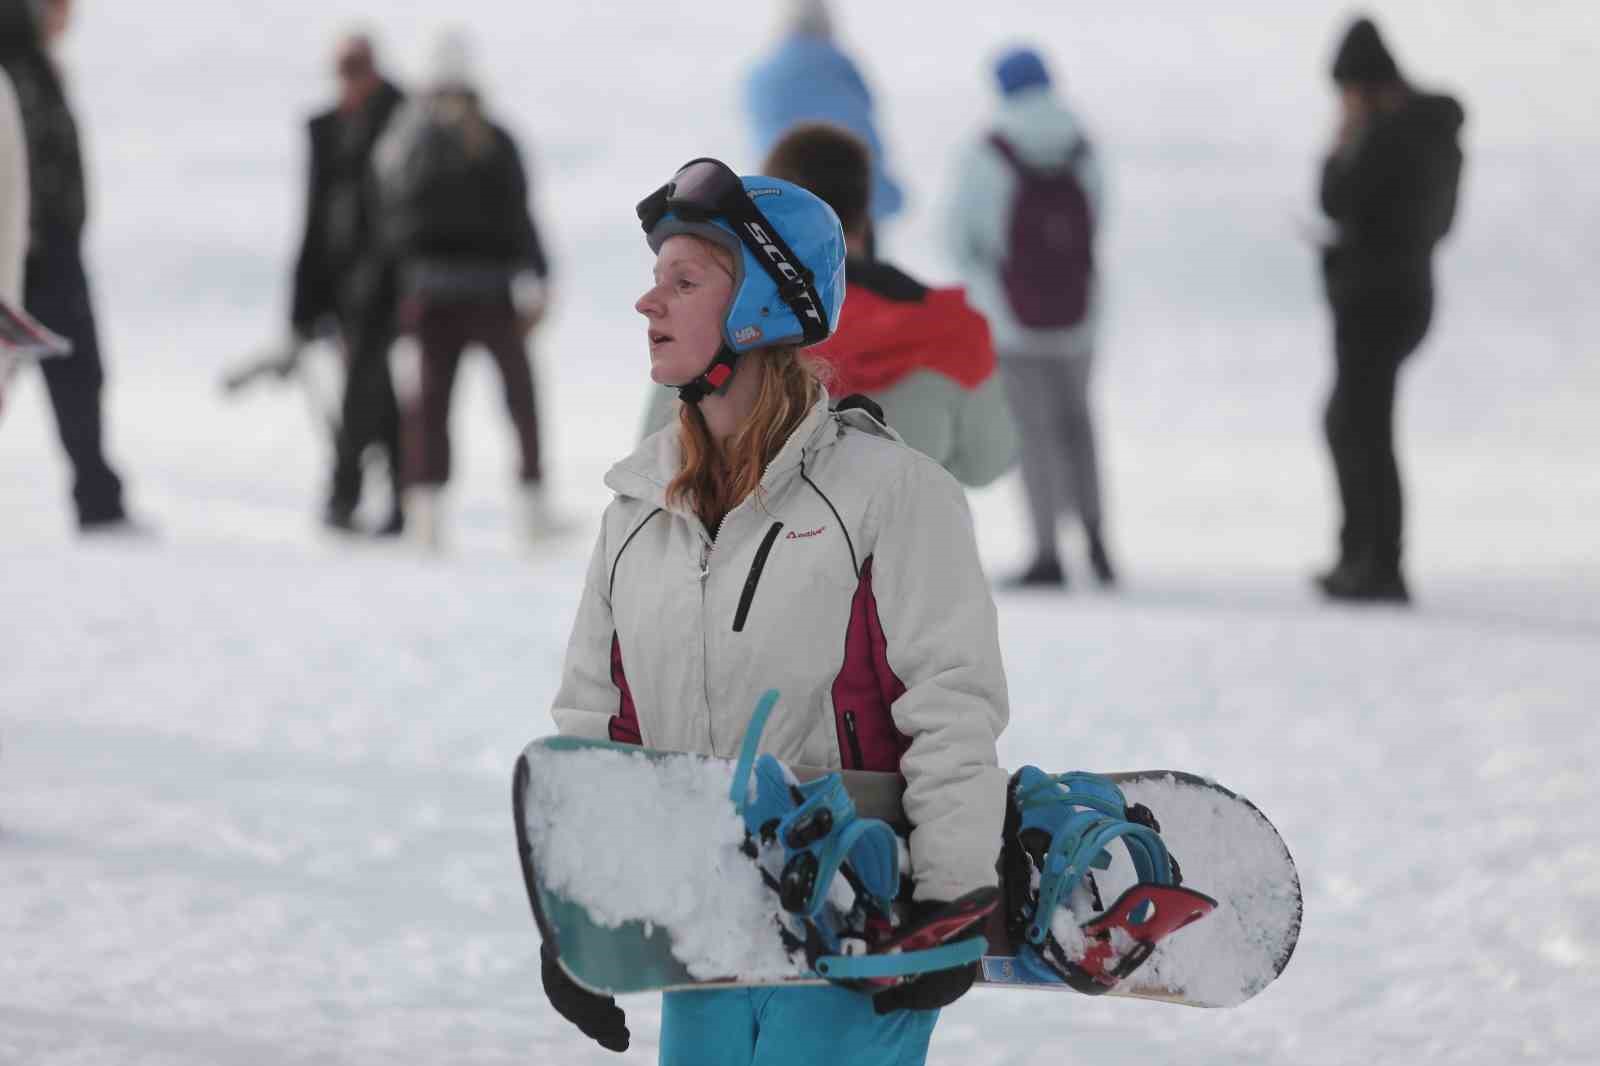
[{"left": 640, "top": 163, "right": 847, "bottom": 378}]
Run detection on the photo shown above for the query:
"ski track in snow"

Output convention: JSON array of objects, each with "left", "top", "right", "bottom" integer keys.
[{"left": 4, "top": 2, "right": 1600, "bottom": 1064}]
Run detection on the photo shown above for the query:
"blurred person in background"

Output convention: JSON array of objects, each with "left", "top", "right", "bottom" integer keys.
[
  {"left": 0, "top": 49, "right": 26, "bottom": 414},
  {"left": 1315, "top": 16, "right": 1463, "bottom": 604},
  {"left": 0, "top": 0, "right": 142, "bottom": 532},
  {"left": 375, "top": 30, "right": 555, "bottom": 551},
  {"left": 758, "top": 121, "right": 1016, "bottom": 488},
  {"left": 945, "top": 46, "right": 1114, "bottom": 589},
  {"left": 289, "top": 31, "right": 406, "bottom": 536},
  {"left": 744, "top": 0, "right": 904, "bottom": 236}
]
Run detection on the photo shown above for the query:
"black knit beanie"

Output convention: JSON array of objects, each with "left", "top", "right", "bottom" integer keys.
[{"left": 1331, "top": 17, "right": 1400, "bottom": 84}]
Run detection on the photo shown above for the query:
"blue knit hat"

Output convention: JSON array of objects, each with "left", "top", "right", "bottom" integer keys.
[{"left": 995, "top": 47, "right": 1052, "bottom": 96}]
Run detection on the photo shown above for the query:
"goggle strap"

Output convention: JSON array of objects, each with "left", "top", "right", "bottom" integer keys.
[{"left": 725, "top": 212, "right": 830, "bottom": 345}]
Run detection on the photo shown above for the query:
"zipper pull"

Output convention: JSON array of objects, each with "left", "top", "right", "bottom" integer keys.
[{"left": 698, "top": 541, "right": 711, "bottom": 581}]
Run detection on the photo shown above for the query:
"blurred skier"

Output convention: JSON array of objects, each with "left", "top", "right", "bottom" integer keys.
[
  {"left": 289, "top": 31, "right": 406, "bottom": 535},
  {"left": 1315, "top": 17, "right": 1463, "bottom": 604},
  {"left": 375, "top": 31, "right": 555, "bottom": 550},
  {"left": 744, "top": 0, "right": 904, "bottom": 230},
  {"left": 638, "top": 121, "right": 1017, "bottom": 488},
  {"left": 945, "top": 46, "right": 1114, "bottom": 588},
  {"left": 0, "top": 0, "right": 142, "bottom": 531}
]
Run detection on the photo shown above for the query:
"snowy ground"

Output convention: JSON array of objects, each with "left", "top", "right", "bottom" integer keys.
[{"left": 3, "top": 1, "right": 1598, "bottom": 1063}]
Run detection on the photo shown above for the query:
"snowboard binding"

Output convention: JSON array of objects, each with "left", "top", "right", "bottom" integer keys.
[
  {"left": 731, "top": 691, "right": 994, "bottom": 991},
  {"left": 1002, "top": 767, "right": 1217, "bottom": 995}
]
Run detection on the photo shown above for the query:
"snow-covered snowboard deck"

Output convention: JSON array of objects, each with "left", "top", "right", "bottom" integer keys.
[{"left": 513, "top": 736, "right": 1300, "bottom": 1008}]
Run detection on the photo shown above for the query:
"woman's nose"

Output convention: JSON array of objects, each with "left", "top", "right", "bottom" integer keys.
[{"left": 635, "top": 285, "right": 664, "bottom": 317}]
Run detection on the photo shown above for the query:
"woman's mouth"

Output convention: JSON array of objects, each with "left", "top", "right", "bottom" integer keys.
[{"left": 649, "top": 330, "right": 673, "bottom": 348}]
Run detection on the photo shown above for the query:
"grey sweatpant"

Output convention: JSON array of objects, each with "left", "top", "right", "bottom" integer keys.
[{"left": 999, "top": 354, "right": 1103, "bottom": 563}]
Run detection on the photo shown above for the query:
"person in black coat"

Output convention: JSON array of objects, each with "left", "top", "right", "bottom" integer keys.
[
  {"left": 374, "top": 32, "right": 553, "bottom": 550},
  {"left": 0, "top": 0, "right": 137, "bottom": 531},
  {"left": 1316, "top": 16, "right": 1464, "bottom": 603},
  {"left": 291, "top": 33, "right": 406, "bottom": 534}
]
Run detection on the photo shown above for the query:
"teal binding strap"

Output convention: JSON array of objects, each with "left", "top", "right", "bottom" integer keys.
[
  {"left": 728, "top": 691, "right": 977, "bottom": 986},
  {"left": 770, "top": 769, "right": 901, "bottom": 919},
  {"left": 1018, "top": 772, "right": 1128, "bottom": 819},
  {"left": 793, "top": 805, "right": 898, "bottom": 919},
  {"left": 731, "top": 689, "right": 782, "bottom": 814},
  {"left": 814, "top": 935, "right": 987, "bottom": 980},
  {"left": 1028, "top": 820, "right": 1174, "bottom": 944},
  {"left": 1015, "top": 769, "right": 1177, "bottom": 946}
]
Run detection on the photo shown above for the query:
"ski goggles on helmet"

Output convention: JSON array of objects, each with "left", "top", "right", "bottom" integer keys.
[{"left": 636, "top": 158, "right": 831, "bottom": 345}]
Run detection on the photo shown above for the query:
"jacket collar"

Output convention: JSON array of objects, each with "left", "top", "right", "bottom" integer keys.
[{"left": 604, "top": 388, "right": 847, "bottom": 513}]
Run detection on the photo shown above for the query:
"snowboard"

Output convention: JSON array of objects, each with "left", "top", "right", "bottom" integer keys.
[
  {"left": 0, "top": 299, "right": 72, "bottom": 360},
  {"left": 219, "top": 338, "right": 343, "bottom": 441},
  {"left": 0, "top": 299, "right": 72, "bottom": 415},
  {"left": 513, "top": 734, "right": 1300, "bottom": 1009}
]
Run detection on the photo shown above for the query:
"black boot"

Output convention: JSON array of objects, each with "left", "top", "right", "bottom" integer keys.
[
  {"left": 1319, "top": 563, "right": 1410, "bottom": 604},
  {"left": 1087, "top": 530, "right": 1117, "bottom": 587},
  {"left": 1312, "top": 560, "right": 1353, "bottom": 595},
  {"left": 1006, "top": 556, "right": 1066, "bottom": 589},
  {"left": 323, "top": 498, "right": 358, "bottom": 533}
]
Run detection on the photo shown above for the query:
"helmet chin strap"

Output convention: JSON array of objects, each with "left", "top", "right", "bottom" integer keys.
[{"left": 674, "top": 344, "right": 742, "bottom": 405}]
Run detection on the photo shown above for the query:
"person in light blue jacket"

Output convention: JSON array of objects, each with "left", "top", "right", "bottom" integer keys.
[
  {"left": 744, "top": 0, "right": 905, "bottom": 226},
  {"left": 945, "top": 46, "right": 1116, "bottom": 589}
]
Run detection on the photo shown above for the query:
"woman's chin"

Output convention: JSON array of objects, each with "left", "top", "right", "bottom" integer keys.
[{"left": 648, "top": 358, "right": 689, "bottom": 387}]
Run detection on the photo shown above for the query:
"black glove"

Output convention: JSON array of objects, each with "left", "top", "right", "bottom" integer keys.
[
  {"left": 872, "top": 958, "right": 978, "bottom": 1015},
  {"left": 871, "top": 898, "right": 982, "bottom": 1015},
  {"left": 541, "top": 941, "right": 630, "bottom": 1052}
]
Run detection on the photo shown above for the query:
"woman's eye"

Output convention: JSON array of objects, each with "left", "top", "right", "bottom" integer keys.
[{"left": 675, "top": 279, "right": 696, "bottom": 292}]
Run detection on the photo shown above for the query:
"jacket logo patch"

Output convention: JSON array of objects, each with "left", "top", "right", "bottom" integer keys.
[{"left": 786, "top": 526, "right": 825, "bottom": 540}]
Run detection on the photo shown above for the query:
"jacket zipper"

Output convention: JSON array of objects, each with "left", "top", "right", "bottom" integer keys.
[
  {"left": 695, "top": 446, "right": 803, "bottom": 753},
  {"left": 732, "top": 522, "right": 784, "bottom": 632},
  {"left": 699, "top": 534, "right": 714, "bottom": 750},
  {"left": 699, "top": 507, "right": 734, "bottom": 751},
  {"left": 842, "top": 710, "right": 865, "bottom": 769}
]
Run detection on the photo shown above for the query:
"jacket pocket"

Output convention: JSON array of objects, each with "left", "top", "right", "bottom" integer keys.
[
  {"left": 841, "top": 710, "right": 865, "bottom": 770},
  {"left": 732, "top": 521, "right": 783, "bottom": 632}
]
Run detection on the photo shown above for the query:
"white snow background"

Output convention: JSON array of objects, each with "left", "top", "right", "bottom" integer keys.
[{"left": 2, "top": 1, "right": 1597, "bottom": 1063}]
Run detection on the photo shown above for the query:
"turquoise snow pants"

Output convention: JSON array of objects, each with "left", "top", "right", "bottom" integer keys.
[{"left": 659, "top": 985, "right": 939, "bottom": 1066}]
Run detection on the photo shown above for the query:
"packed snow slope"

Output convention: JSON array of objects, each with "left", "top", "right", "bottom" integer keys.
[{"left": 3, "top": 2, "right": 1597, "bottom": 1064}]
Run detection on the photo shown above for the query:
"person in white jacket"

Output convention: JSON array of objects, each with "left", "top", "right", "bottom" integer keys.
[
  {"left": 0, "top": 63, "right": 28, "bottom": 414},
  {"left": 946, "top": 46, "right": 1117, "bottom": 588},
  {"left": 544, "top": 159, "right": 1008, "bottom": 1065}
]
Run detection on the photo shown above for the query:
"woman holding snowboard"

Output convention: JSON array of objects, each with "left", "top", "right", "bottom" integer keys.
[{"left": 544, "top": 158, "right": 1010, "bottom": 1065}]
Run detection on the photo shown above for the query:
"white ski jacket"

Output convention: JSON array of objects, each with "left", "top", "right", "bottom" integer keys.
[{"left": 552, "top": 392, "right": 1009, "bottom": 901}]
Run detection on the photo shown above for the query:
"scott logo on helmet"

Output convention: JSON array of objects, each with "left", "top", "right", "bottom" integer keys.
[{"left": 742, "top": 221, "right": 824, "bottom": 326}]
